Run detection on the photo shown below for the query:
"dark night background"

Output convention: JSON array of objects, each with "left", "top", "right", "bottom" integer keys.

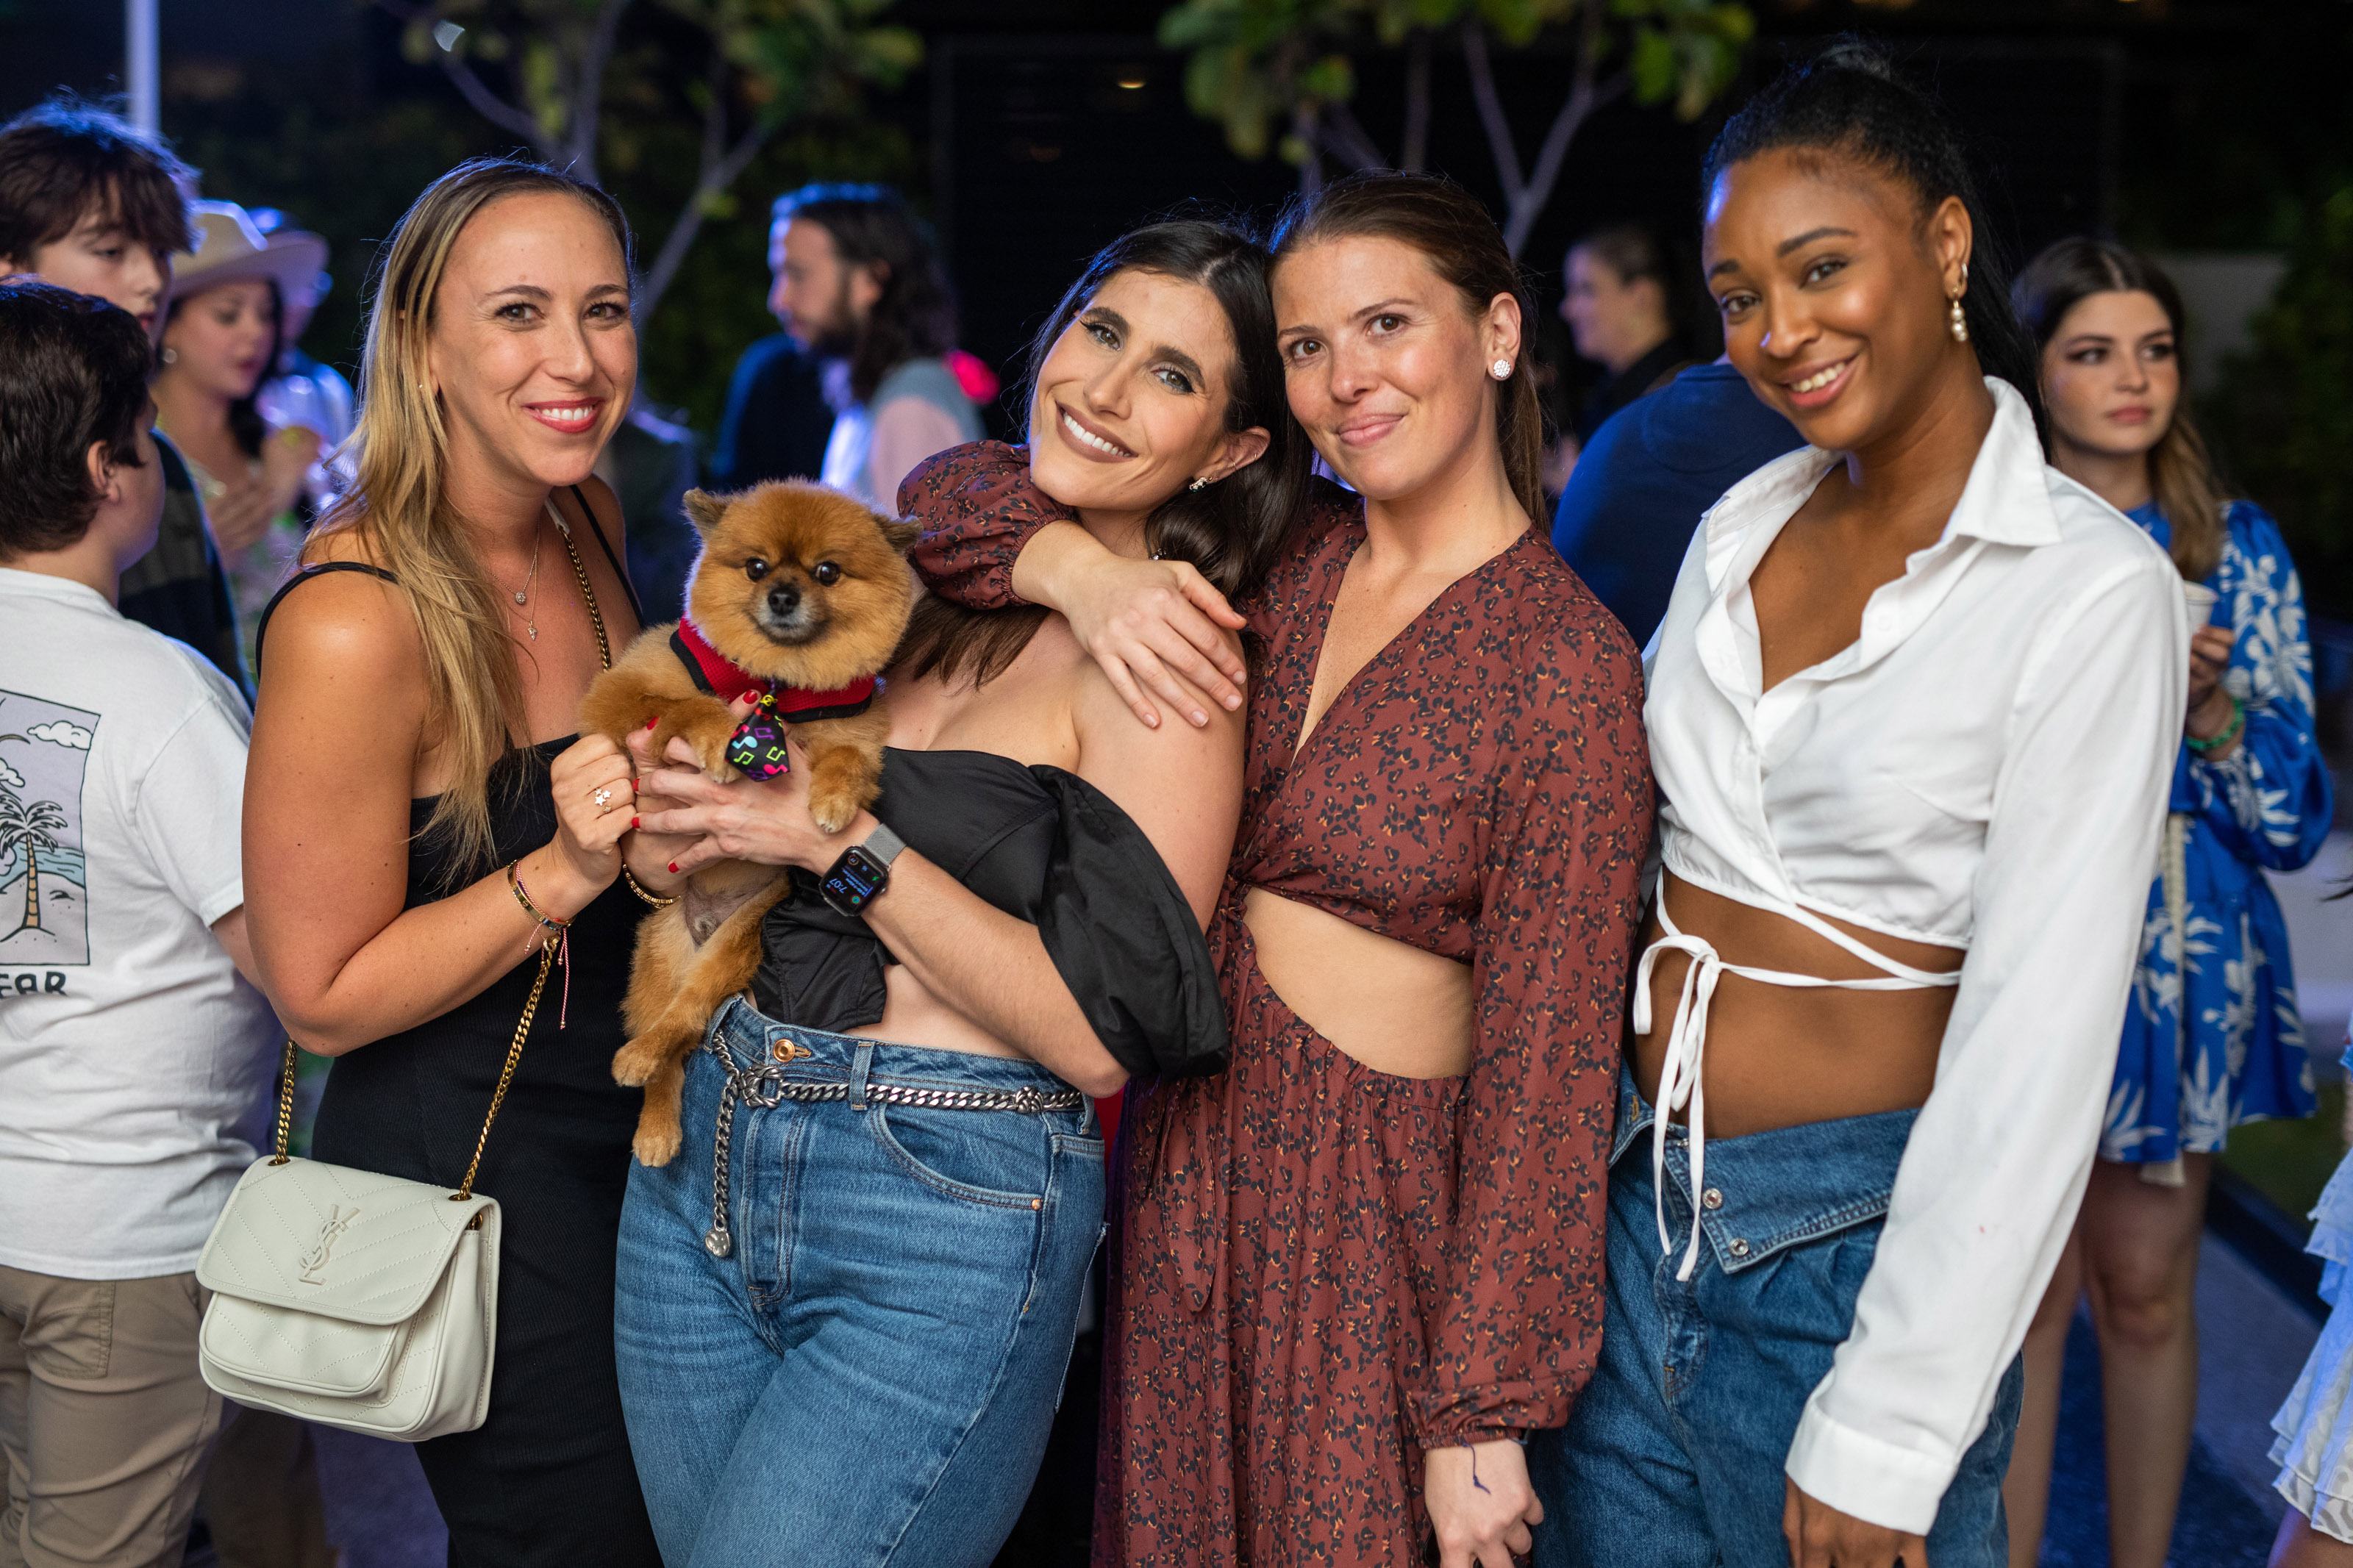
[{"left": 7, "top": 1, "right": 2349, "bottom": 608}]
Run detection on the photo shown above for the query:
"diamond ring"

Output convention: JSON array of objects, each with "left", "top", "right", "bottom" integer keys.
[{"left": 593, "top": 787, "right": 613, "bottom": 809}]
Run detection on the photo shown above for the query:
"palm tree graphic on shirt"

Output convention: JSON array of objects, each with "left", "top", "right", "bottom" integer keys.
[{"left": 0, "top": 762, "right": 69, "bottom": 939}]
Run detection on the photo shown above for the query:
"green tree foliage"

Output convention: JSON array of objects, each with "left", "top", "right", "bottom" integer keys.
[
  {"left": 1159, "top": 0, "right": 1752, "bottom": 255},
  {"left": 384, "top": 0, "right": 919, "bottom": 321},
  {"left": 2210, "top": 182, "right": 2353, "bottom": 617}
]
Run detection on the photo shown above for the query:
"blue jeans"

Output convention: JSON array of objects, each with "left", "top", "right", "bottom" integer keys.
[
  {"left": 613, "top": 997, "right": 1106, "bottom": 1567},
  {"left": 1528, "top": 1071, "right": 2023, "bottom": 1567}
]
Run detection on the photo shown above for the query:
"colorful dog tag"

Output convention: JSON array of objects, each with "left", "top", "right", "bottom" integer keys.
[{"left": 726, "top": 711, "right": 791, "bottom": 779}]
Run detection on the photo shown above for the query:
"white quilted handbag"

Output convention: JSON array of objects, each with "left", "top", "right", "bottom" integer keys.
[{"left": 196, "top": 932, "right": 556, "bottom": 1441}]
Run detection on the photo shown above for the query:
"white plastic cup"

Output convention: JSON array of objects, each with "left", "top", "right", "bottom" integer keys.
[{"left": 2182, "top": 581, "right": 2218, "bottom": 626}]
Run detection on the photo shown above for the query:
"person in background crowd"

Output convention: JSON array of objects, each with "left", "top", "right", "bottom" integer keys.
[
  {"left": 248, "top": 205, "right": 357, "bottom": 509},
  {"left": 709, "top": 316, "right": 832, "bottom": 493},
  {"left": 2002, "top": 237, "right": 2332, "bottom": 1568},
  {"left": 1562, "top": 221, "right": 1693, "bottom": 448},
  {"left": 1549, "top": 358, "right": 1800, "bottom": 647},
  {"left": 0, "top": 281, "right": 277, "bottom": 1568},
  {"left": 768, "top": 182, "right": 984, "bottom": 508},
  {"left": 0, "top": 96, "right": 243, "bottom": 690},
  {"left": 2267, "top": 1044, "right": 2353, "bottom": 1568},
  {"left": 240, "top": 156, "right": 665, "bottom": 1567},
  {"left": 1531, "top": 49, "right": 2184, "bottom": 1568},
  {"left": 152, "top": 201, "right": 328, "bottom": 673}
]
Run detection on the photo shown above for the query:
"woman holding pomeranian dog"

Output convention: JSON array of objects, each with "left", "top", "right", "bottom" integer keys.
[
  {"left": 614, "top": 220, "right": 1307, "bottom": 1567},
  {"left": 893, "top": 171, "right": 1654, "bottom": 1568},
  {"left": 240, "top": 159, "right": 671, "bottom": 1564}
]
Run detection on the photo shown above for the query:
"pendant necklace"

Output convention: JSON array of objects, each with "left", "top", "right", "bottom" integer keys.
[{"left": 511, "top": 518, "right": 545, "bottom": 641}]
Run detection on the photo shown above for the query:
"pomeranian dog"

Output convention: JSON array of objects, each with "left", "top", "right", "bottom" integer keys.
[{"left": 579, "top": 482, "right": 918, "bottom": 1164}]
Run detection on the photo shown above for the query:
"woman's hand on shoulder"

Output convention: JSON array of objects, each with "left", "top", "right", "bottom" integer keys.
[
  {"left": 1424, "top": 1441, "right": 1543, "bottom": 1568},
  {"left": 1015, "top": 525, "right": 1248, "bottom": 731},
  {"left": 1071, "top": 633, "right": 1244, "bottom": 928}
]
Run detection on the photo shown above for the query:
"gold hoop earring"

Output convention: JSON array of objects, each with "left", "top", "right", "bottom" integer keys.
[{"left": 1948, "top": 295, "right": 1969, "bottom": 343}]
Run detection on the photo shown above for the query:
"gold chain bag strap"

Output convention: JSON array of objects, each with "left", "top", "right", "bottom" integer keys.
[{"left": 193, "top": 506, "right": 609, "bottom": 1441}]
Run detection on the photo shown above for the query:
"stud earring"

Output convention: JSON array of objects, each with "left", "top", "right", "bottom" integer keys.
[
  {"left": 1948, "top": 295, "right": 1969, "bottom": 343},
  {"left": 160, "top": 346, "right": 178, "bottom": 365},
  {"left": 1490, "top": 358, "right": 1513, "bottom": 380},
  {"left": 1187, "top": 476, "right": 1208, "bottom": 492}
]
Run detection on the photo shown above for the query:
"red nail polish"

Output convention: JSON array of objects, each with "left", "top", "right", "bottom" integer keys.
[
  {"left": 630, "top": 816, "right": 640, "bottom": 830},
  {"left": 667, "top": 862, "right": 678, "bottom": 874},
  {"left": 646, "top": 717, "right": 659, "bottom": 730}
]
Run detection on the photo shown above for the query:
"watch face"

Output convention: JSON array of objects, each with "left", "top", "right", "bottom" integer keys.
[{"left": 821, "top": 845, "right": 888, "bottom": 914}]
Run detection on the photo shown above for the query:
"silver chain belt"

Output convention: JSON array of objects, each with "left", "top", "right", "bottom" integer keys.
[{"left": 701, "top": 1043, "right": 1086, "bottom": 1259}]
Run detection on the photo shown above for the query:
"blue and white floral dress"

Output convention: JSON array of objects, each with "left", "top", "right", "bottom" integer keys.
[{"left": 2102, "top": 499, "right": 2333, "bottom": 1164}]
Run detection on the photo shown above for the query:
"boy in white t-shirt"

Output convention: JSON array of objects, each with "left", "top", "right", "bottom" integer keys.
[{"left": 0, "top": 280, "right": 279, "bottom": 1567}]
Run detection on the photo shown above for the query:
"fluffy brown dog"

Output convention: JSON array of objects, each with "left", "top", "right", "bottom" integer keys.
[{"left": 579, "top": 482, "right": 918, "bottom": 1164}]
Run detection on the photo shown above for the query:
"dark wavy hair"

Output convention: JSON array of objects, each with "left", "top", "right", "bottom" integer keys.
[
  {"left": 1271, "top": 170, "right": 1547, "bottom": 522},
  {"left": 1701, "top": 42, "right": 2041, "bottom": 423},
  {"left": 772, "top": 183, "right": 958, "bottom": 405},
  {"left": 163, "top": 277, "right": 284, "bottom": 462},
  {"left": 2014, "top": 237, "right": 2226, "bottom": 582},
  {"left": 898, "top": 218, "right": 1310, "bottom": 688},
  {"left": 0, "top": 279, "right": 154, "bottom": 557}
]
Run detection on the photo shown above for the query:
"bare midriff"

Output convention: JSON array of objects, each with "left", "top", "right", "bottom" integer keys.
[
  {"left": 1631, "top": 872, "right": 1964, "bottom": 1139},
  {"left": 1241, "top": 887, "right": 1474, "bottom": 1078},
  {"left": 843, "top": 630, "right": 1082, "bottom": 1064}
]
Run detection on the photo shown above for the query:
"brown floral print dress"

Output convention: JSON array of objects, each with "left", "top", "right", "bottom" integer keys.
[{"left": 904, "top": 444, "right": 1654, "bottom": 1567}]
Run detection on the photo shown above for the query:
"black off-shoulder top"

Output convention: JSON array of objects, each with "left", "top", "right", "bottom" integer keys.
[{"left": 753, "top": 746, "right": 1228, "bottom": 1079}]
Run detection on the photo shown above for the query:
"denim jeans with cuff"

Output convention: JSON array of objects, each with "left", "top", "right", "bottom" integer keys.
[
  {"left": 1528, "top": 1069, "right": 2023, "bottom": 1568},
  {"left": 613, "top": 996, "right": 1104, "bottom": 1568}
]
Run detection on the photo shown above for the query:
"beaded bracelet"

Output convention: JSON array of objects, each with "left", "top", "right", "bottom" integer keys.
[
  {"left": 621, "top": 866, "right": 679, "bottom": 909},
  {"left": 2188, "top": 695, "right": 2245, "bottom": 754},
  {"left": 506, "top": 859, "right": 571, "bottom": 931}
]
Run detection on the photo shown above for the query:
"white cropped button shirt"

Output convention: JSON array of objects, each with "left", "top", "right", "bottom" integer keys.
[{"left": 1643, "top": 379, "right": 2188, "bottom": 1532}]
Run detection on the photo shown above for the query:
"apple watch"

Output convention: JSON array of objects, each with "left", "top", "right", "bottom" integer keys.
[{"left": 818, "top": 822, "right": 907, "bottom": 918}]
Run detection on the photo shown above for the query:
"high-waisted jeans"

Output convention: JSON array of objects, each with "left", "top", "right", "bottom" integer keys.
[
  {"left": 1527, "top": 1070, "right": 2024, "bottom": 1567},
  {"left": 613, "top": 997, "right": 1106, "bottom": 1568}
]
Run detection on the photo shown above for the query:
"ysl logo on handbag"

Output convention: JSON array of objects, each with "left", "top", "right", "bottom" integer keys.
[{"left": 297, "top": 1206, "right": 360, "bottom": 1285}]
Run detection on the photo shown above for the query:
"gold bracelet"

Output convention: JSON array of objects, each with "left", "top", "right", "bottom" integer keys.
[
  {"left": 621, "top": 866, "right": 679, "bottom": 908},
  {"left": 506, "top": 859, "right": 571, "bottom": 931}
]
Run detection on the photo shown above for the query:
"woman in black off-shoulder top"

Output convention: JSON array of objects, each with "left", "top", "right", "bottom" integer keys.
[{"left": 609, "top": 220, "right": 1307, "bottom": 1567}]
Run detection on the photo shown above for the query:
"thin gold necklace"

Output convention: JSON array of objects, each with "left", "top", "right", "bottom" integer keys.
[{"left": 504, "top": 518, "right": 546, "bottom": 641}]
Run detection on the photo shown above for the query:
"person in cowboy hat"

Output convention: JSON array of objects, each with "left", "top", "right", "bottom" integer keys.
[{"left": 151, "top": 200, "right": 331, "bottom": 670}]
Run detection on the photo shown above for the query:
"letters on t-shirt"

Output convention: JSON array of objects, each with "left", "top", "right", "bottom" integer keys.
[{"left": 0, "top": 690, "right": 96, "bottom": 978}]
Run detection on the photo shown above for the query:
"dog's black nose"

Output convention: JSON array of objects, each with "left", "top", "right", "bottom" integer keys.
[{"left": 766, "top": 583, "right": 802, "bottom": 617}]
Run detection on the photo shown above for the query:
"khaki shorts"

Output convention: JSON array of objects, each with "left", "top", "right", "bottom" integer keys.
[{"left": 0, "top": 1266, "right": 225, "bottom": 1568}]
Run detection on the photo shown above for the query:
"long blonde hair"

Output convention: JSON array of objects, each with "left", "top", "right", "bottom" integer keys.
[{"left": 305, "top": 157, "right": 635, "bottom": 874}]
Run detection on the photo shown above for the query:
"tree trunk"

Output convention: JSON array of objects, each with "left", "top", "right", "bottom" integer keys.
[
  {"left": 1402, "top": 33, "right": 1431, "bottom": 173},
  {"left": 20, "top": 841, "right": 40, "bottom": 934}
]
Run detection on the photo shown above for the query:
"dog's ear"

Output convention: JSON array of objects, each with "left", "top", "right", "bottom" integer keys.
[
  {"left": 881, "top": 517, "right": 923, "bottom": 554},
  {"left": 682, "top": 489, "right": 729, "bottom": 538}
]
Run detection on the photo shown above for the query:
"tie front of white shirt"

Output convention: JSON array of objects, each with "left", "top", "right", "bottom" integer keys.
[{"left": 1642, "top": 378, "right": 2188, "bottom": 1533}]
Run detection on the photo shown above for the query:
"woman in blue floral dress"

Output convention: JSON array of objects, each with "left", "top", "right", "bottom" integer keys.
[{"left": 2001, "top": 237, "right": 2335, "bottom": 1568}]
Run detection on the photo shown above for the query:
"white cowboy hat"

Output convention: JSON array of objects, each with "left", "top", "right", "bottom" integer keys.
[{"left": 171, "top": 201, "right": 331, "bottom": 344}]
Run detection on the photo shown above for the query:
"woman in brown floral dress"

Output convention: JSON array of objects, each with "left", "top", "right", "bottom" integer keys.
[{"left": 906, "top": 173, "right": 1654, "bottom": 1568}]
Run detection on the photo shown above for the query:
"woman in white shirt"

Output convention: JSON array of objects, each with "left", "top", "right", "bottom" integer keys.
[{"left": 1526, "top": 46, "right": 2185, "bottom": 1568}]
